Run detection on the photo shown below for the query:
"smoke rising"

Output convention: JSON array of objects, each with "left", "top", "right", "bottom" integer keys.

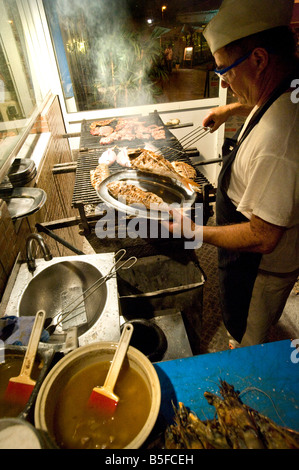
[{"left": 46, "top": 0, "right": 163, "bottom": 110}]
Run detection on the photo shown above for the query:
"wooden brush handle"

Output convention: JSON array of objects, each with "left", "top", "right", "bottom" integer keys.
[
  {"left": 104, "top": 323, "right": 134, "bottom": 393},
  {"left": 19, "top": 310, "right": 46, "bottom": 381}
]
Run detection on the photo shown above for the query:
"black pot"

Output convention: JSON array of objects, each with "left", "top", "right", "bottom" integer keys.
[{"left": 121, "top": 319, "right": 167, "bottom": 362}]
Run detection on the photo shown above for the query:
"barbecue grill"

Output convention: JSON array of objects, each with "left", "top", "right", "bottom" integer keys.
[
  {"left": 72, "top": 112, "right": 216, "bottom": 237},
  {"left": 46, "top": 111, "right": 217, "bottom": 258},
  {"left": 47, "top": 113, "right": 217, "bottom": 351}
]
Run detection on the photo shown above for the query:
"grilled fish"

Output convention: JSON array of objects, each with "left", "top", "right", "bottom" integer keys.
[
  {"left": 107, "top": 181, "right": 166, "bottom": 210},
  {"left": 90, "top": 164, "right": 110, "bottom": 190},
  {"left": 171, "top": 161, "right": 197, "bottom": 180},
  {"left": 130, "top": 149, "right": 201, "bottom": 193}
]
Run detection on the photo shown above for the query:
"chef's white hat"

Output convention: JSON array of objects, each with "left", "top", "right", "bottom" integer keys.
[{"left": 203, "top": 0, "right": 294, "bottom": 54}]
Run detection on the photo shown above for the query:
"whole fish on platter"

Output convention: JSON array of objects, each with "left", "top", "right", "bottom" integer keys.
[
  {"left": 130, "top": 149, "right": 201, "bottom": 193},
  {"left": 171, "top": 161, "right": 197, "bottom": 180},
  {"left": 106, "top": 181, "right": 167, "bottom": 210}
]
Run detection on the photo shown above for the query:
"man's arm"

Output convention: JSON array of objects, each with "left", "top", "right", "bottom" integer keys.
[
  {"left": 203, "top": 103, "right": 254, "bottom": 132},
  {"left": 166, "top": 210, "right": 285, "bottom": 254},
  {"left": 202, "top": 214, "right": 285, "bottom": 254}
]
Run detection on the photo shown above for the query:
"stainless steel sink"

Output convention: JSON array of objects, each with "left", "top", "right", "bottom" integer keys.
[
  {"left": 1, "top": 253, "right": 121, "bottom": 348},
  {"left": 19, "top": 260, "right": 108, "bottom": 344}
]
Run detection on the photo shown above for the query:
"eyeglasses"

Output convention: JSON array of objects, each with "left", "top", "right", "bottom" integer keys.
[{"left": 214, "top": 50, "right": 252, "bottom": 80}]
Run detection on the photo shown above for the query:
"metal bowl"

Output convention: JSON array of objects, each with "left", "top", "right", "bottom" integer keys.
[{"left": 18, "top": 260, "right": 108, "bottom": 345}]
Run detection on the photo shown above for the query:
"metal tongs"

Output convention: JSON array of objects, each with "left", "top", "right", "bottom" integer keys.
[
  {"left": 44, "top": 249, "right": 137, "bottom": 335},
  {"left": 158, "top": 125, "right": 211, "bottom": 159}
]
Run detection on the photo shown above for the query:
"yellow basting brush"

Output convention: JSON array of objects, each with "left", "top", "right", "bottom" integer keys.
[
  {"left": 88, "top": 323, "right": 134, "bottom": 415},
  {"left": 5, "top": 310, "right": 46, "bottom": 406}
]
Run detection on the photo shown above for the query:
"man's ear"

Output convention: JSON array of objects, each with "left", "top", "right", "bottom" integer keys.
[{"left": 250, "top": 47, "right": 269, "bottom": 74}]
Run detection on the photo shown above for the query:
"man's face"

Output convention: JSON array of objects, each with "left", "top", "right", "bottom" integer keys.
[{"left": 214, "top": 47, "right": 257, "bottom": 106}]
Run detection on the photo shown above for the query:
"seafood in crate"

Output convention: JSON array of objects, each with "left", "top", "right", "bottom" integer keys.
[{"left": 164, "top": 380, "right": 299, "bottom": 449}]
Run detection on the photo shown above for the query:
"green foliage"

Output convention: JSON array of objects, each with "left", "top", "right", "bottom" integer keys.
[{"left": 94, "top": 27, "right": 169, "bottom": 108}]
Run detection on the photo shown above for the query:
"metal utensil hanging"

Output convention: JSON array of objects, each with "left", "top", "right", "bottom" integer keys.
[{"left": 45, "top": 249, "right": 137, "bottom": 335}]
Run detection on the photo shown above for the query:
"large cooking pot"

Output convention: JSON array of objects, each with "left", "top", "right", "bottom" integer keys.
[
  {"left": 0, "top": 344, "right": 55, "bottom": 422},
  {"left": 34, "top": 342, "right": 161, "bottom": 449}
]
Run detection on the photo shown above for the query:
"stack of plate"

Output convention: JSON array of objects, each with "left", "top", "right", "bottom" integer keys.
[{"left": 8, "top": 158, "right": 37, "bottom": 187}]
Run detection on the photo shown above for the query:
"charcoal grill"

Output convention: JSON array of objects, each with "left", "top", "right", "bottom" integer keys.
[
  {"left": 72, "top": 149, "right": 215, "bottom": 231},
  {"left": 71, "top": 112, "right": 216, "bottom": 239},
  {"left": 43, "top": 111, "right": 216, "bottom": 258},
  {"left": 61, "top": 112, "right": 216, "bottom": 354}
]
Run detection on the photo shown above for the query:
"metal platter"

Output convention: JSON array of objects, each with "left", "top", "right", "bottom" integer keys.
[
  {"left": 96, "top": 169, "right": 197, "bottom": 220},
  {"left": 1, "top": 187, "right": 47, "bottom": 220}
]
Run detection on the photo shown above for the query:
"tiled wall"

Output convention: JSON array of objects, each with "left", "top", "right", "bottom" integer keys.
[{"left": 0, "top": 95, "right": 84, "bottom": 302}]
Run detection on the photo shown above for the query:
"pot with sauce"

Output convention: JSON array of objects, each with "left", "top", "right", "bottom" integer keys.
[
  {"left": 0, "top": 345, "right": 55, "bottom": 421},
  {"left": 34, "top": 342, "right": 161, "bottom": 449}
]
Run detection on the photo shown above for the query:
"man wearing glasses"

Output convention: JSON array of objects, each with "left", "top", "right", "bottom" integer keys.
[{"left": 166, "top": 0, "right": 299, "bottom": 348}]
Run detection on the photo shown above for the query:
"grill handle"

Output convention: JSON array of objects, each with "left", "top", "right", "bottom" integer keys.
[
  {"left": 35, "top": 223, "right": 85, "bottom": 255},
  {"left": 119, "top": 280, "right": 205, "bottom": 299},
  {"left": 194, "top": 158, "right": 223, "bottom": 166}
]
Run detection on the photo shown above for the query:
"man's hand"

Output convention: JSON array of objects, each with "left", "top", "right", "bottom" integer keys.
[
  {"left": 202, "top": 106, "right": 232, "bottom": 132},
  {"left": 165, "top": 207, "right": 197, "bottom": 239},
  {"left": 202, "top": 103, "right": 253, "bottom": 132}
]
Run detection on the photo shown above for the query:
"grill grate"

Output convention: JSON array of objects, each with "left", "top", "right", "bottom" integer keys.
[
  {"left": 72, "top": 149, "right": 211, "bottom": 208},
  {"left": 79, "top": 111, "right": 176, "bottom": 151}
]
